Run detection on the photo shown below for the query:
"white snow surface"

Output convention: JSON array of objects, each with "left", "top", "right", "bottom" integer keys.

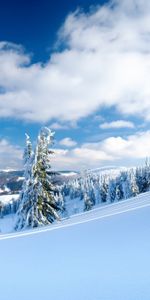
[
  {"left": 0, "top": 214, "right": 15, "bottom": 233},
  {"left": 60, "top": 171, "right": 77, "bottom": 177},
  {"left": 0, "top": 190, "right": 150, "bottom": 238},
  {"left": 16, "top": 176, "right": 24, "bottom": 181},
  {"left": 0, "top": 194, "right": 19, "bottom": 204},
  {"left": 89, "top": 165, "right": 128, "bottom": 174},
  {"left": 0, "top": 192, "right": 150, "bottom": 300}
]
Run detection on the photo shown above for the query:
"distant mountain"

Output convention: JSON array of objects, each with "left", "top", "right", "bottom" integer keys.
[
  {"left": 0, "top": 170, "right": 78, "bottom": 195},
  {"left": 0, "top": 167, "right": 128, "bottom": 195},
  {"left": 88, "top": 166, "right": 127, "bottom": 177},
  {"left": 0, "top": 170, "right": 24, "bottom": 195}
]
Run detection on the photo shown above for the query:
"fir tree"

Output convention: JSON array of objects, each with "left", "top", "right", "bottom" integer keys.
[
  {"left": 15, "top": 127, "right": 61, "bottom": 230},
  {"left": 129, "top": 170, "right": 139, "bottom": 197},
  {"left": 0, "top": 201, "right": 3, "bottom": 218},
  {"left": 120, "top": 171, "right": 131, "bottom": 199},
  {"left": 115, "top": 183, "right": 123, "bottom": 201},
  {"left": 84, "top": 192, "right": 93, "bottom": 211},
  {"left": 107, "top": 179, "right": 116, "bottom": 203},
  {"left": 23, "top": 133, "right": 33, "bottom": 165},
  {"left": 100, "top": 178, "right": 108, "bottom": 202}
]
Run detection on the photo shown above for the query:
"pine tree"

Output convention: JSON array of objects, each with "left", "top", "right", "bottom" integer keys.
[
  {"left": 23, "top": 133, "right": 33, "bottom": 165},
  {"left": 120, "top": 171, "right": 131, "bottom": 199},
  {"left": 84, "top": 192, "right": 93, "bottom": 211},
  {"left": 115, "top": 182, "right": 123, "bottom": 201},
  {"left": 100, "top": 178, "right": 108, "bottom": 202},
  {"left": 107, "top": 179, "right": 116, "bottom": 203},
  {"left": 129, "top": 170, "right": 139, "bottom": 197},
  {"left": 0, "top": 201, "right": 3, "bottom": 218},
  {"left": 15, "top": 127, "right": 61, "bottom": 230}
]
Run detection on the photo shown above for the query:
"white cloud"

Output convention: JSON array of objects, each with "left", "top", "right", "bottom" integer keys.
[
  {"left": 1, "top": 129, "right": 150, "bottom": 171},
  {"left": 52, "top": 130, "right": 150, "bottom": 170},
  {"left": 0, "top": 0, "right": 150, "bottom": 122},
  {"left": 0, "top": 139, "right": 23, "bottom": 170},
  {"left": 50, "top": 122, "right": 68, "bottom": 130},
  {"left": 100, "top": 120, "right": 135, "bottom": 129},
  {"left": 59, "top": 137, "right": 77, "bottom": 147}
]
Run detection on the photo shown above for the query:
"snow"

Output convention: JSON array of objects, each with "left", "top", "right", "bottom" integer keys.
[
  {"left": 0, "top": 185, "right": 11, "bottom": 194},
  {"left": 0, "top": 194, "right": 19, "bottom": 204},
  {"left": 0, "top": 190, "right": 150, "bottom": 237},
  {"left": 0, "top": 214, "right": 15, "bottom": 233},
  {"left": 0, "top": 192, "right": 150, "bottom": 300},
  {"left": 16, "top": 176, "right": 24, "bottom": 181},
  {"left": 60, "top": 171, "right": 77, "bottom": 177},
  {"left": 0, "top": 194, "right": 19, "bottom": 233},
  {"left": 89, "top": 166, "right": 128, "bottom": 175},
  {"left": 0, "top": 168, "right": 18, "bottom": 172}
]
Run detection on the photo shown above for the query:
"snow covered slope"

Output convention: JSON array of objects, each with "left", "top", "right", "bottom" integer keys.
[
  {"left": 0, "top": 192, "right": 150, "bottom": 300},
  {"left": 0, "top": 191, "right": 150, "bottom": 238}
]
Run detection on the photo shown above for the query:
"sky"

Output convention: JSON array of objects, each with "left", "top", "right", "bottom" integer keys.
[{"left": 0, "top": 0, "right": 150, "bottom": 170}]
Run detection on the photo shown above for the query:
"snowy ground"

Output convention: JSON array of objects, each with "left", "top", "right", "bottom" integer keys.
[
  {"left": 0, "top": 191, "right": 150, "bottom": 235},
  {"left": 0, "top": 194, "right": 19, "bottom": 233},
  {"left": 0, "top": 214, "right": 15, "bottom": 233},
  {"left": 0, "top": 194, "right": 19, "bottom": 204},
  {"left": 0, "top": 192, "right": 150, "bottom": 300}
]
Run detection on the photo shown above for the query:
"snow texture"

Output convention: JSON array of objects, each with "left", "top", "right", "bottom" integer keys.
[
  {"left": 0, "top": 194, "right": 18, "bottom": 204},
  {"left": 0, "top": 191, "right": 150, "bottom": 300}
]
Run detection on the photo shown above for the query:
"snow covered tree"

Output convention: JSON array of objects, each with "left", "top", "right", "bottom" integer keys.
[
  {"left": 0, "top": 201, "right": 3, "bottom": 218},
  {"left": 135, "top": 159, "right": 150, "bottom": 193},
  {"left": 107, "top": 179, "right": 116, "bottom": 203},
  {"left": 88, "top": 180, "right": 96, "bottom": 205},
  {"left": 23, "top": 133, "right": 33, "bottom": 165},
  {"left": 100, "top": 178, "right": 108, "bottom": 203},
  {"left": 115, "top": 180, "right": 123, "bottom": 201},
  {"left": 129, "top": 171, "right": 139, "bottom": 197},
  {"left": 15, "top": 127, "right": 61, "bottom": 230},
  {"left": 120, "top": 171, "right": 131, "bottom": 199},
  {"left": 84, "top": 192, "right": 93, "bottom": 211}
]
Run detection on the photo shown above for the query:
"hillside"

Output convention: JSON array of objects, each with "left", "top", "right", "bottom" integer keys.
[
  {"left": 0, "top": 190, "right": 150, "bottom": 237},
  {"left": 0, "top": 191, "right": 150, "bottom": 300},
  {"left": 0, "top": 166, "right": 127, "bottom": 195},
  {"left": 0, "top": 170, "right": 78, "bottom": 195}
]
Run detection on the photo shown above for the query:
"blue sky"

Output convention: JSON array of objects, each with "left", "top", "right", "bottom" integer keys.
[
  {"left": 0, "top": 0, "right": 109, "bottom": 65},
  {"left": 0, "top": 0, "right": 150, "bottom": 170}
]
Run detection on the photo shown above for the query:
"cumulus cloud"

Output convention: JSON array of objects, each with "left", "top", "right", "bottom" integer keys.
[
  {"left": 1, "top": 129, "right": 150, "bottom": 170},
  {"left": 0, "top": 0, "right": 150, "bottom": 122},
  {"left": 50, "top": 122, "right": 69, "bottom": 130},
  {"left": 0, "top": 139, "right": 23, "bottom": 170},
  {"left": 59, "top": 137, "right": 77, "bottom": 147},
  {"left": 100, "top": 120, "right": 135, "bottom": 129},
  {"left": 52, "top": 130, "right": 150, "bottom": 170}
]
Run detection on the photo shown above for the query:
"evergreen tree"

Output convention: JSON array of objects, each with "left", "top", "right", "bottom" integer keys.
[
  {"left": 120, "top": 171, "right": 131, "bottom": 199},
  {"left": 129, "top": 170, "right": 139, "bottom": 197},
  {"left": 135, "top": 167, "right": 143, "bottom": 193},
  {"left": 89, "top": 180, "right": 96, "bottom": 205},
  {"left": 15, "top": 127, "right": 61, "bottom": 230},
  {"left": 107, "top": 179, "right": 116, "bottom": 203},
  {"left": 0, "top": 201, "right": 3, "bottom": 218},
  {"left": 84, "top": 192, "right": 93, "bottom": 211},
  {"left": 100, "top": 178, "right": 108, "bottom": 202},
  {"left": 115, "top": 181, "right": 123, "bottom": 201},
  {"left": 23, "top": 133, "right": 33, "bottom": 165}
]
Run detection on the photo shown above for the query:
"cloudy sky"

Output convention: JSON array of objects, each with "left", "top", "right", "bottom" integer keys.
[{"left": 0, "top": 0, "right": 150, "bottom": 170}]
